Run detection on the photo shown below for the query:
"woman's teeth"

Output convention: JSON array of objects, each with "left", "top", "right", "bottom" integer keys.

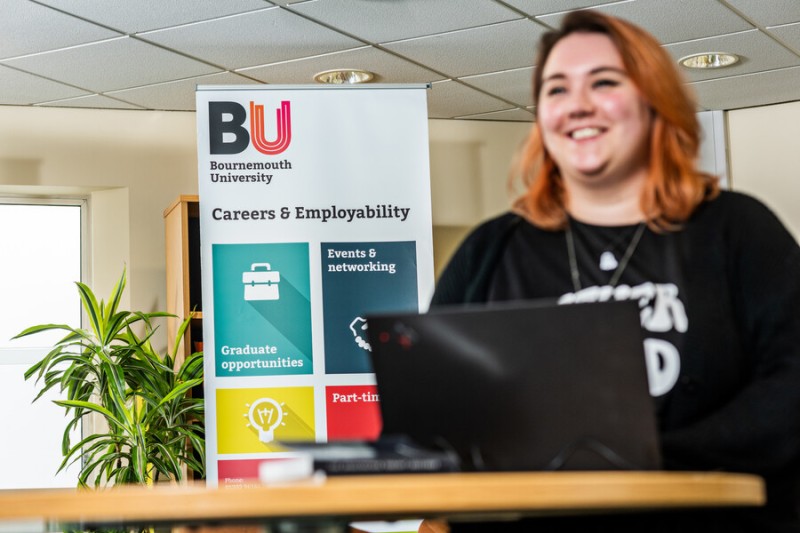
[{"left": 571, "top": 127, "right": 602, "bottom": 140}]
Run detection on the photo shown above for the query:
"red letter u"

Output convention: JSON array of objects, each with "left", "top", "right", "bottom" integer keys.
[{"left": 249, "top": 100, "right": 291, "bottom": 155}]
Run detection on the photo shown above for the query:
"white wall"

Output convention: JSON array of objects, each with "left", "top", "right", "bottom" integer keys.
[
  {"left": 0, "top": 102, "right": 795, "bottom": 335},
  {"left": 0, "top": 106, "right": 199, "bottom": 328},
  {"left": 429, "top": 119, "right": 531, "bottom": 226},
  {"left": 697, "top": 111, "right": 729, "bottom": 188},
  {"left": 727, "top": 101, "right": 800, "bottom": 241},
  {"left": 0, "top": 108, "right": 532, "bottom": 323}
]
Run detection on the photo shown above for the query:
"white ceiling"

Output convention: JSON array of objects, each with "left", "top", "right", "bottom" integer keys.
[{"left": 3, "top": 0, "right": 800, "bottom": 122}]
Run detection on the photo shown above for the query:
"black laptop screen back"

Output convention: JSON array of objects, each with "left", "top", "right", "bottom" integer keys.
[{"left": 367, "top": 300, "right": 661, "bottom": 472}]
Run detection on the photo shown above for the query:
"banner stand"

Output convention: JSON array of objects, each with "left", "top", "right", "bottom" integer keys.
[{"left": 195, "top": 84, "right": 434, "bottom": 488}]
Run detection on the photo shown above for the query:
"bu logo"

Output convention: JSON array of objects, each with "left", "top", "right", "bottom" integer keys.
[{"left": 208, "top": 100, "right": 292, "bottom": 155}]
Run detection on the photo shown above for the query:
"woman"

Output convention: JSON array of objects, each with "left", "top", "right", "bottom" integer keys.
[{"left": 432, "top": 10, "right": 800, "bottom": 533}]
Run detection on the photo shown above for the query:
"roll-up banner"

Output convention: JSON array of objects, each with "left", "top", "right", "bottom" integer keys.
[{"left": 195, "top": 85, "right": 434, "bottom": 487}]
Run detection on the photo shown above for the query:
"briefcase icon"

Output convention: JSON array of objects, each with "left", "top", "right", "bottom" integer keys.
[{"left": 243, "top": 263, "right": 280, "bottom": 301}]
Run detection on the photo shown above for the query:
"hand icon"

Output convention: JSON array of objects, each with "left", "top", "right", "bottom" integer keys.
[{"left": 349, "top": 317, "right": 372, "bottom": 352}]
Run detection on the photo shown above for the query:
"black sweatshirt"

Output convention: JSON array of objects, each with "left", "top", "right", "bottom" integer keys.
[{"left": 433, "top": 191, "right": 800, "bottom": 531}]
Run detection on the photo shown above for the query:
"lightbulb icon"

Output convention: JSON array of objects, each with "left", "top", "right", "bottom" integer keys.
[{"left": 245, "top": 397, "right": 287, "bottom": 444}]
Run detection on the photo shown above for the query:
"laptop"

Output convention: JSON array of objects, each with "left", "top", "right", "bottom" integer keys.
[{"left": 366, "top": 299, "right": 662, "bottom": 472}]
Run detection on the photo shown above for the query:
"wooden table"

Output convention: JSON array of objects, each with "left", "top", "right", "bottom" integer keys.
[{"left": 0, "top": 471, "right": 765, "bottom": 532}]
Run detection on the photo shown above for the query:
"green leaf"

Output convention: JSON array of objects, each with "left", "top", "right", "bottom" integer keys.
[
  {"left": 75, "top": 280, "right": 103, "bottom": 339},
  {"left": 104, "top": 267, "right": 127, "bottom": 323},
  {"left": 102, "top": 311, "right": 133, "bottom": 346},
  {"left": 53, "top": 399, "right": 129, "bottom": 432},
  {"left": 156, "top": 378, "right": 203, "bottom": 408},
  {"left": 177, "top": 351, "right": 204, "bottom": 381},
  {"left": 12, "top": 323, "right": 75, "bottom": 340},
  {"left": 170, "top": 316, "right": 194, "bottom": 361}
]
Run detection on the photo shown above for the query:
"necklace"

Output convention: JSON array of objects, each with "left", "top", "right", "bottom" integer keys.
[
  {"left": 565, "top": 219, "right": 647, "bottom": 292},
  {"left": 596, "top": 224, "right": 641, "bottom": 271}
]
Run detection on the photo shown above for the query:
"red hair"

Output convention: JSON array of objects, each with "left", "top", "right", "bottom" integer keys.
[{"left": 513, "top": 10, "right": 719, "bottom": 231}]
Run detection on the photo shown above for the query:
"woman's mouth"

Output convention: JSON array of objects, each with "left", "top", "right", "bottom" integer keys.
[{"left": 570, "top": 127, "right": 604, "bottom": 140}]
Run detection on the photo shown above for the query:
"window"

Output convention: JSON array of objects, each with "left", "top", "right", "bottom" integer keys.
[{"left": 0, "top": 198, "right": 86, "bottom": 489}]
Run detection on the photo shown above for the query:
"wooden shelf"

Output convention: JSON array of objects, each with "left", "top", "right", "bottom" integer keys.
[
  {"left": 164, "top": 195, "right": 201, "bottom": 366},
  {"left": 164, "top": 195, "right": 204, "bottom": 481}
]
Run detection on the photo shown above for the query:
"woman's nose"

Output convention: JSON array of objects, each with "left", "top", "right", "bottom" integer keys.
[{"left": 567, "top": 88, "right": 594, "bottom": 118}]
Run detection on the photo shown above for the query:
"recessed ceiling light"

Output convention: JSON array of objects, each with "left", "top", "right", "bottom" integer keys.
[
  {"left": 679, "top": 52, "right": 740, "bottom": 70},
  {"left": 313, "top": 69, "right": 375, "bottom": 84}
]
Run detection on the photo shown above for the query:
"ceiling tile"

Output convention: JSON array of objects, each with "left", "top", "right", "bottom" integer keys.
[
  {"left": 427, "top": 80, "right": 513, "bottom": 119},
  {"left": 689, "top": 66, "right": 800, "bottom": 110},
  {"left": 460, "top": 67, "right": 534, "bottom": 108},
  {"left": 384, "top": 20, "right": 545, "bottom": 79},
  {"left": 239, "top": 46, "right": 446, "bottom": 84},
  {"left": 458, "top": 108, "right": 535, "bottom": 122},
  {"left": 503, "top": 0, "right": 622, "bottom": 18},
  {"left": 725, "top": 0, "right": 800, "bottom": 27},
  {"left": 0, "top": 0, "right": 119, "bottom": 60},
  {"left": 766, "top": 22, "right": 800, "bottom": 55},
  {"left": 665, "top": 30, "right": 800, "bottom": 83},
  {"left": 289, "top": 0, "right": 522, "bottom": 43},
  {"left": 0, "top": 0, "right": 797, "bottom": 115},
  {"left": 36, "top": 94, "right": 144, "bottom": 110},
  {"left": 2, "top": 37, "right": 221, "bottom": 93},
  {"left": 538, "top": 0, "right": 753, "bottom": 44},
  {"left": 140, "top": 8, "right": 362, "bottom": 71},
  {"left": 35, "top": 0, "right": 272, "bottom": 33},
  {"left": 0, "top": 65, "right": 88, "bottom": 104},
  {"left": 107, "top": 72, "right": 261, "bottom": 111}
]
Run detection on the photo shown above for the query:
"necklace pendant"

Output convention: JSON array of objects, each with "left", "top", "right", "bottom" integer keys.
[{"left": 599, "top": 251, "right": 618, "bottom": 271}]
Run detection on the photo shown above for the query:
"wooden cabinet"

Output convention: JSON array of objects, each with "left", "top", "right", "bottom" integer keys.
[
  {"left": 164, "top": 195, "right": 202, "bottom": 367},
  {"left": 164, "top": 195, "right": 206, "bottom": 481}
]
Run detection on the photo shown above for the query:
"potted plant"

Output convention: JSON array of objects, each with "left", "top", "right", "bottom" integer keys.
[{"left": 14, "top": 268, "right": 204, "bottom": 487}]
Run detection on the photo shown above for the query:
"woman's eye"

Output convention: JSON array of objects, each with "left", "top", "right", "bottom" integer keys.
[
  {"left": 593, "top": 78, "right": 620, "bottom": 89},
  {"left": 545, "top": 86, "right": 566, "bottom": 96}
]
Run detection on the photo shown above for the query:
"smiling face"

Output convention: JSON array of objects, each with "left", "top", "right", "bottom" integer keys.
[{"left": 537, "top": 32, "right": 653, "bottom": 198}]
